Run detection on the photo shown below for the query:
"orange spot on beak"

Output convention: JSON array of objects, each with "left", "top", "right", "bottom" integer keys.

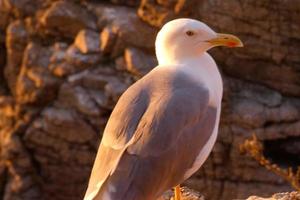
[{"left": 227, "top": 41, "right": 237, "bottom": 47}]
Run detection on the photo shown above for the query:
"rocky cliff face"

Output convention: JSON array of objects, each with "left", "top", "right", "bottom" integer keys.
[
  {"left": 0, "top": 0, "right": 299, "bottom": 200},
  {"left": 159, "top": 188, "right": 300, "bottom": 200}
]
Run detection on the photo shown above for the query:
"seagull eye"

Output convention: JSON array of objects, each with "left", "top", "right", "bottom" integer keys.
[{"left": 186, "top": 30, "right": 195, "bottom": 36}]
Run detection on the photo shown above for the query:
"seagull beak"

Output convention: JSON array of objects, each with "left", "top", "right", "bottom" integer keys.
[{"left": 206, "top": 33, "right": 243, "bottom": 48}]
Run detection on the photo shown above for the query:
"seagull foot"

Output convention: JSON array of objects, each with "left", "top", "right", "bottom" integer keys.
[{"left": 174, "top": 185, "right": 182, "bottom": 200}]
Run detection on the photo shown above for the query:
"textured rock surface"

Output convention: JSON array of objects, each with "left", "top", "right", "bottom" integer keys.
[
  {"left": 159, "top": 187, "right": 205, "bottom": 200},
  {"left": 0, "top": 0, "right": 299, "bottom": 200},
  {"left": 246, "top": 191, "right": 300, "bottom": 200},
  {"left": 40, "top": 1, "right": 97, "bottom": 38},
  {"left": 159, "top": 189, "right": 300, "bottom": 200}
]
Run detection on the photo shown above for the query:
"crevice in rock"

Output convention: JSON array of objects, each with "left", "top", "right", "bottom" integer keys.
[
  {"left": 0, "top": 41, "right": 9, "bottom": 95},
  {"left": 0, "top": 164, "right": 8, "bottom": 199},
  {"left": 262, "top": 119, "right": 300, "bottom": 128},
  {"left": 263, "top": 137, "right": 300, "bottom": 170}
]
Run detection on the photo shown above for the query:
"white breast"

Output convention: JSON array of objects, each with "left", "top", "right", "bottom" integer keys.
[
  {"left": 177, "top": 53, "right": 223, "bottom": 180},
  {"left": 175, "top": 53, "right": 223, "bottom": 106}
]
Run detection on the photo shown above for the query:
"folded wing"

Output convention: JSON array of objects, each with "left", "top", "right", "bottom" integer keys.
[{"left": 84, "top": 67, "right": 217, "bottom": 200}]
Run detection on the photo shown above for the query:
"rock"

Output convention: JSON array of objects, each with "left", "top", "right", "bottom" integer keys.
[
  {"left": 15, "top": 42, "right": 61, "bottom": 105},
  {"left": 0, "top": 124, "right": 42, "bottom": 200},
  {"left": 88, "top": 4, "right": 158, "bottom": 51},
  {"left": 1, "top": 0, "right": 44, "bottom": 17},
  {"left": 197, "top": 0, "right": 300, "bottom": 96},
  {"left": 23, "top": 106, "right": 97, "bottom": 199},
  {"left": 65, "top": 45, "right": 102, "bottom": 68},
  {"left": 40, "top": 1, "right": 97, "bottom": 38},
  {"left": 158, "top": 187, "right": 205, "bottom": 200},
  {"left": 104, "top": 77, "right": 129, "bottom": 102},
  {"left": 49, "top": 42, "right": 72, "bottom": 77},
  {"left": 57, "top": 83, "right": 100, "bottom": 117},
  {"left": 138, "top": 0, "right": 175, "bottom": 27},
  {"left": 74, "top": 29, "right": 100, "bottom": 54},
  {"left": 100, "top": 26, "right": 117, "bottom": 55},
  {"left": 227, "top": 80, "right": 283, "bottom": 107},
  {"left": 49, "top": 42, "right": 68, "bottom": 64},
  {"left": 0, "top": 96, "right": 15, "bottom": 129},
  {"left": 40, "top": 107, "right": 96, "bottom": 143},
  {"left": 124, "top": 47, "right": 157, "bottom": 76},
  {"left": 0, "top": 1, "right": 11, "bottom": 31},
  {"left": 0, "top": 162, "right": 6, "bottom": 197},
  {"left": 110, "top": 0, "right": 140, "bottom": 7},
  {"left": 68, "top": 70, "right": 111, "bottom": 90},
  {"left": 62, "top": 67, "right": 124, "bottom": 110},
  {"left": 0, "top": 31, "right": 4, "bottom": 43},
  {"left": 4, "top": 20, "right": 28, "bottom": 95},
  {"left": 115, "top": 56, "right": 126, "bottom": 71},
  {"left": 88, "top": 90, "right": 109, "bottom": 108},
  {"left": 138, "top": 0, "right": 200, "bottom": 27},
  {"left": 0, "top": 41, "right": 7, "bottom": 94},
  {"left": 230, "top": 98, "right": 266, "bottom": 128},
  {"left": 51, "top": 62, "right": 76, "bottom": 78},
  {"left": 246, "top": 192, "right": 300, "bottom": 200}
]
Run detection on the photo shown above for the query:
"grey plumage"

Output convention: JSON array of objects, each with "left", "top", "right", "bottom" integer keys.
[{"left": 84, "top": 67, "right": 217, "bottom": 200}]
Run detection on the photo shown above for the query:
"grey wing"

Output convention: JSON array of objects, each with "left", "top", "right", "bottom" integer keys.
[
  {"left": 98, "top": 88, "right": 216, "bottom": 200},
  {"left": 84, "top": 77, "right": 150, "bottom": 200},
  {"left": 84, "top": 68, "right": 217, "bottom": 200}
]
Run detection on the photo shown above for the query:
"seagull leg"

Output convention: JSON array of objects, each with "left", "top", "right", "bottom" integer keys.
[{"left": 174, "top": 185, "right": 182, "bottom": 200}]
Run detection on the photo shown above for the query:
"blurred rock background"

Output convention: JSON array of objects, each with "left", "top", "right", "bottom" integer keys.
[{"left": 0, "top": 0, "right": 299, "bottom": 199}]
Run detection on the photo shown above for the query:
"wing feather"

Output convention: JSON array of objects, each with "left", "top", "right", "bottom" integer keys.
[
  {"left": 84, "top": 76, "right": 150, "bottom": 200},
  {"left": 84, "top": 67, "right": 216, "bottom": 200}
]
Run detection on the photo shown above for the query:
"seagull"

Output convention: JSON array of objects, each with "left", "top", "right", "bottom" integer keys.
[{"left": 84, "top": 18, "right": 243, "bottom": 200}]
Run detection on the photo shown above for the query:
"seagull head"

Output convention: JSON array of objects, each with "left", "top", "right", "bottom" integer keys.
[{"left": 155, "top": 18, "right": 243, "bottom": 65}]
